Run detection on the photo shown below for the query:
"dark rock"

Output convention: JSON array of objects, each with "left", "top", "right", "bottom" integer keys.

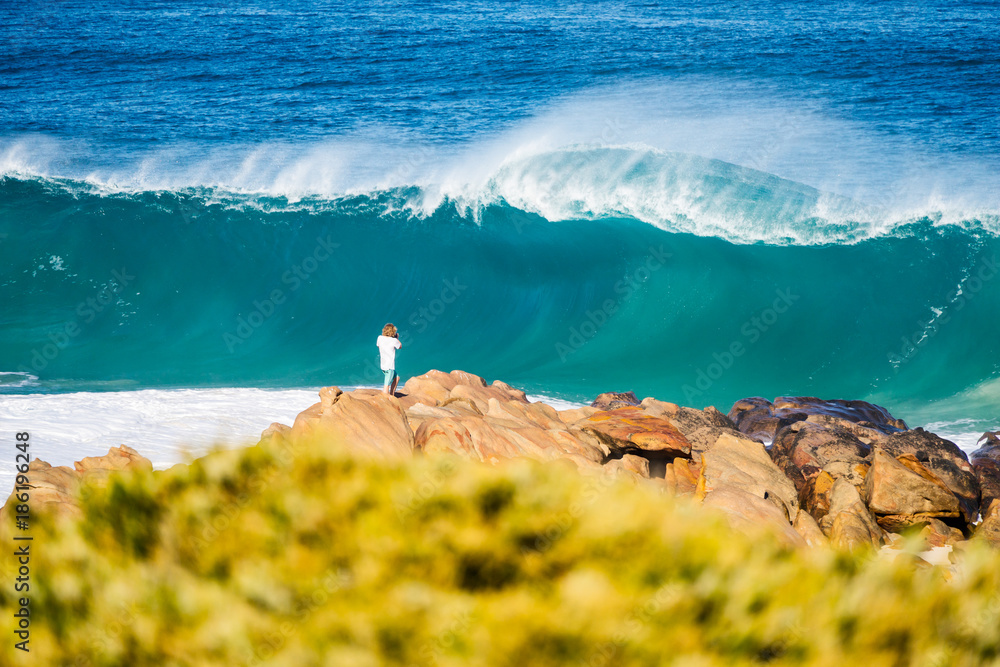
[
  {"left": 728, "top": 396, "right": 907, "bottom": 443},
  {"left": 770, "top": 421, "right": 871, "bottom": 491},
  {"left": 590, "top": 391, "right": 640, "bottom": 410}
]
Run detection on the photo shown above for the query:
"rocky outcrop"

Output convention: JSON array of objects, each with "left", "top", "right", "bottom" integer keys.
[
  {"left": 7, "top": 373, "right": 996, "bottom": 557},
  {"left": 0, "top": 446, "right": 154, "bottom": 525}
]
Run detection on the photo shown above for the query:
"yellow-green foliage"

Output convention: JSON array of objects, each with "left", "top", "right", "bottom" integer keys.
[{"left": 3, "top": 436, "right": 1000, "bottom": 666}]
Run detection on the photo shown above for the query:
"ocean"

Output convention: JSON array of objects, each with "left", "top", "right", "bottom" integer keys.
[{"left": 2, "top": 0, "right": 998, "bottom": 477}]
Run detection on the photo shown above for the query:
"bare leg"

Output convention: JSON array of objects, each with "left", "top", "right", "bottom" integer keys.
[{"left": 389, "top": 374, "right": 399, "bottom": 396}]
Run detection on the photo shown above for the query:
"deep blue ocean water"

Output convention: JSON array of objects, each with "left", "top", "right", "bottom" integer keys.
[{"left": 1, "top": 0, "right": 999, "bottom": 434}]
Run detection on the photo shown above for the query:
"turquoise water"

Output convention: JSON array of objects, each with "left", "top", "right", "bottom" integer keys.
[{"left": 1, "top": 1, "right": 999, "bottom": 433}]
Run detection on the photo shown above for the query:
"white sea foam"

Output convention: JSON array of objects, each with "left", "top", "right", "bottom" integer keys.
[
  {"left": 0, "top": 388, "right": 585, "bottom": 496},
  {"left": 0, "top": 388, "right": 320, "bottom": 495}
]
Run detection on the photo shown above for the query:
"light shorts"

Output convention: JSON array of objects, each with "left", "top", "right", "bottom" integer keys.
[{"left": 383, "top": 368, "right": 397, "bottom": 387}]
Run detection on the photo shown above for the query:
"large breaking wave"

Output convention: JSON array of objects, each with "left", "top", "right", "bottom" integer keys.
[{"left": 1, "top": 143, "right": 998, "bottom": 431}]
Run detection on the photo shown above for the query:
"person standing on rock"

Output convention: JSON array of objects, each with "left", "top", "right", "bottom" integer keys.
[{"left": 377, "top": 323, "right": 402, "bottom": 395}]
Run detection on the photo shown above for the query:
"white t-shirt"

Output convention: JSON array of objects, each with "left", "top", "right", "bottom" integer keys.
[{"left": 377, "top": 335, "right": 401, "bottom": 370}]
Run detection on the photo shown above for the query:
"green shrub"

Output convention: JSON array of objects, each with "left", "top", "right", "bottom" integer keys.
[{"left": 2, "top": 435, "right": 999, "bottom": 666}]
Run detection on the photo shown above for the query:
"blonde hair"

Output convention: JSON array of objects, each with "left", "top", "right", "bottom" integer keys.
[{"left": 382, "top": 323, "right": 397, "bottom": 338}]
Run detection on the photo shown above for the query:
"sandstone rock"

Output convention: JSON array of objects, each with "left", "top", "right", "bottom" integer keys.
[
  {"left": 450, "top": 383, "right": 528, "bottom": 413},
  {"left": 863, "top": 448, "right": 960, "bottom": 520},
  {"left": 413, "top": 416, "right": 604, "bottom": 468},
  {"left": 292, "top": 401, "right": 324, "bottom": 433},
  {"left": 701, "top": 486, "right": 805, "bottom": 548},
  {"left": 260, "top": 422, "right": 291, "bottom": 441},
  {"left": 696, "top": 433, "right": 798, "bottom": 518},
  {"left": 873, "top": 429, "right": 979, "bottom": 524},
  {"left": 449, "top": 370, "right": 488, "bottom": 388},
  {"left": 319, "top": 386, "right": 343, "bottom": 409},
  {"left": 670, "top": 458, "right": 701, "bottom": 495},
  {"left": 820, "top": 478, "right": 883, "bottom": 550},
  {"left": 485, "top": 398, "right": 564, "bottom": 430},
  {"left": 971, "top": 431, "right": 1000, "bottom": 512},
  {"left": 590, "top": 391, "right": 640, "bottom": 410},
  {"left": 490, "top": 380, "right": 528, "bottom": 402},
  {"left": 438, "top": 397, "right": 484, "bottom": 417},
  {"left": 294, "top": 391, "right": 414, "bottom": 460},
  {"left": 605, "top": 454, "right": 650, "bottom": 479},
  {"left": 581, "top": 407, "right": 691, "bottom": 460},
  {"left": 557, "top": 406, "right": 599, "bottom": 425},
  {"left": 1, "top": 447, "right": 157, "bottom": 528},
  {"left": 399, "top": 370, "right": 456, "bottom": 407},
  {"left": 641, "top": 398, "right": 756, "bottom": 457},
  {"left": 74, "top": 445, "right": 153, "bottom": 473},
  {"left": 793, "top": 509, "right": 829, "bottom": 548},
  {"left": 0, "top": 459, "right": 82, "bottom": 522}
]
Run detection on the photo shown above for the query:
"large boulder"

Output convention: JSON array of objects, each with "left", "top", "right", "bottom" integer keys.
[
  {"left": 605, "top": 454, "right": 651, "bottom": 479},
  {"left": 873, "top": 428, "right": 979, "bottom": 525},
  {"left": 971, "top": 432, "right": 1000, "bottom": 512},
  {"left": 696, "top": 433, "right": 798, "bottom": 519},
  {"left": 863, "top": 448, "right": 962, "bottom": 529},
  {"left": 581, "top": 407, "right": 691, "bottom": 460}
]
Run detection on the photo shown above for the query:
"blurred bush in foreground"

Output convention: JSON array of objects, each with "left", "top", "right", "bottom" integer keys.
[{"left": 2, "top": 435, "right": 1000, "bottom": 666}]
